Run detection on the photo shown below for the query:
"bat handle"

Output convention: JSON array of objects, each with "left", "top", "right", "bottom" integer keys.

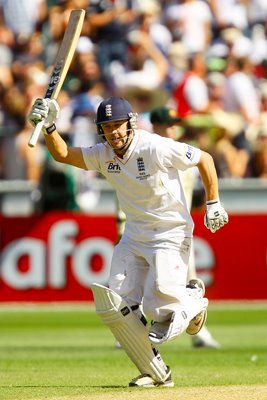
[{"left": 28, "top": 120, "right": 45, "bottom": 147}]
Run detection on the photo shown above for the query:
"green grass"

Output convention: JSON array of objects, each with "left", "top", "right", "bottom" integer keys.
[{"left": 0, "top": 303, "right": 266, "bottom": 400}]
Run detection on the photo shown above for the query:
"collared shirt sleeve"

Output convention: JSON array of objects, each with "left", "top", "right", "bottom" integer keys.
[
  {"left": 81, "top": 144, "right": 102, "bottom": 171},
  {"left": 154, "top": 137, "right": 201, "bottom": 171}
]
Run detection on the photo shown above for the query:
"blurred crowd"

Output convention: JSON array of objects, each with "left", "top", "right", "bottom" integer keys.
[{"left": 1, "top": 0, "right": 267, "bottom": 212}]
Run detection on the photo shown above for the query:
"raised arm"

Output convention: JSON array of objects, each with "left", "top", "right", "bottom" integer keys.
[
  {"left": 197, "top": 150, "right": 228, "bottom": 233},
  {"left": 44, "top": 129, "right": 86, "bottom": 169}
]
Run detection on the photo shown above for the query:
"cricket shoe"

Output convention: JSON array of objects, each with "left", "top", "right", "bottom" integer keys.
[
  {"left": 192, "top": 326, "right": 220, "bottom": 349},
  {"left": 129, "top": 366, "right": 174, "bottom": 388},
  {"left": 192, "top": 334, "right": 220, "bottom": 348},
  {"left": 186, "top": 279, "right": 208, "bottom": 335}
]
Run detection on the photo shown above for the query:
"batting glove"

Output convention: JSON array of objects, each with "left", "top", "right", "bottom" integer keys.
[
  {"left": 28, "top": 98, "right": 60, "bottom": 132},
  {"left": 204, "top": 199, "right": 228, "bottom": 233}
]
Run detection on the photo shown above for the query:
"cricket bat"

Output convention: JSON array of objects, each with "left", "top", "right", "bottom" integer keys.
[{"left": 28, "top": 9, "right": 85, "bottom": 147}]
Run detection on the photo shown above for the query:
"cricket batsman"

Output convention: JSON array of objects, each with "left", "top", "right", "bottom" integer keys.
[{"left": 28, "top": 96, "right": 228, "bottom": 387}]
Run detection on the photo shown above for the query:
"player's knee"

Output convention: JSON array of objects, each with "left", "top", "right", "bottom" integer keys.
[
  {"left": 142, "top": 301, "right": 165, "bottom": 323},
  {"left": 143, "top": 284, "right": 187, "bottom": 322},
  {"left": 108, "top": 272, "right": 125, "bottom": 293}
]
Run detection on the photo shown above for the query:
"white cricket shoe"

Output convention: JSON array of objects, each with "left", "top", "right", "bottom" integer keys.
[
  {"left": 129, "top": 366, "right": 174, "bottom": 388},
  {"left": 192, "top": 326, "right": 220, "bottom": 349},
  {"left": 186, "top": 279, "right": 208, "bottom": 336}
]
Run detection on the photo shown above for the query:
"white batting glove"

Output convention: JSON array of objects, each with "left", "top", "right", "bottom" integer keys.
[
  {"left": 28, "top": 98, "right": 60, "bottom": 132},
  {"left": 204, "top": 199, "right": 228, "bottom": 233}
]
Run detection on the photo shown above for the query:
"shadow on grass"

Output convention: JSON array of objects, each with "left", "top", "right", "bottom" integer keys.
[{"left": 0, "top": 385, "right": 127, "bottom": 389}]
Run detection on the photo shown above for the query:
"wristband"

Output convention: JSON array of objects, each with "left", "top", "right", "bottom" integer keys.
[
  {"left": 45, "top": 123, "right": 56, "bottom": 134},
  {"left": 206, "top": 199, "right": 220, "bottom": 213}
]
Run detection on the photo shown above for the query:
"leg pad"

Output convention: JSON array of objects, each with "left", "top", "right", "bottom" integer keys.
[{"left": 91, "top": 283, "right": 169, "bottom": 383}]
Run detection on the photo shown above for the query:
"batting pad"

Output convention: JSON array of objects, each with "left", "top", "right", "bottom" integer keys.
[{"left": 91, "top": 283, "right": 168, "bottom": 382}]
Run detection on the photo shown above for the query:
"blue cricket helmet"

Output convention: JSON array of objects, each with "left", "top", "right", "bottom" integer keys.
[{"left": 96, "top": 97, "right": 134, "bottom": 125}]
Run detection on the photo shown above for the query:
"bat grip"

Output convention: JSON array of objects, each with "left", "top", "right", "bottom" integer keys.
[{"left": 28, "top": 119, "right": 45, "bottom": 147}]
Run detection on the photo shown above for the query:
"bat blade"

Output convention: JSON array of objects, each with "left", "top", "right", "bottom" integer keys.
[{"left": 28, "top": 9, "right": 85, "bottom": 147}]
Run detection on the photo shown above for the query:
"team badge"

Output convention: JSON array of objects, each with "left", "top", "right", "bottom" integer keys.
[
  {"left": 136, "top": 157, "right": 150, "bottom": 180},
  {"left": 105, "top": 104, "right": 112, "bottom": 117}
]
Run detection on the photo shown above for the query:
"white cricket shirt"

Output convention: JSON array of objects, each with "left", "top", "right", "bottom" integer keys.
[{"left": 82, "top": 129, "right": 201, "bottom": 243}]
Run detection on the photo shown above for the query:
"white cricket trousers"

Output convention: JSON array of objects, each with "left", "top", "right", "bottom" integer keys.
[{"left": 109, "top": 236, "right": 195, "bottom": 323}]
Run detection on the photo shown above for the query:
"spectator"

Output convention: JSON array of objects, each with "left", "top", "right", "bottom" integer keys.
[
  {"left": 166, "top": 41, "right": 189, "bottom": 94},
  {"left": 259, "top": 80, "right": 267, "bottom": 114},
  {"left": 110, "top": 30, "right": 169, "bottom": 92},
  {"left": 71, "top": 36, "right": 104, "bottom": 106},
  {"left": 0, "top": 0, "right": 47, "bottom": 39},
  {"left": 250, "top": 122, "right": 267, "bottom": 178},
  {"left": 0, "top": 24, "right": 15, "bottom": 90},
  {"left": 172, "top": 52, "right": 210, "bottom": 117},
  {"left": 223, "top": 55, "right": 261, "bottom": 142},
  {"left": 207, "top": 71, "right": 226, "bottom": 111},
  {"left": 133, "top": 0, "right": 172, "bottom": 55},
  {"left": 42, "top": 5, "right": 68, "bottom": 67},
  {"left": 1, "top": 121, "right": 44, "bottom": 183},
  {"left": 250, "top": 24, "right": 267, "bottom": 74},
  {"left": 247, "top": 0, "right": 267, "bottom": 29},
  {"left": 165, "top": 0, "right": 213, "bottom": 53},
  {"left": 211, "top": 111, "right": 251, "bottom": 177},
  {"left": 208, "top": 0, "right": 248, "bottom": 35},
  {"left": 87, "top": 0, "right": 136, "bottom": 84}
]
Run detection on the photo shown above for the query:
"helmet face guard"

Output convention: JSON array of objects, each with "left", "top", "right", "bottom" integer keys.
[{"left": 95, "top": 97, "right": 137, "bottom": 137}]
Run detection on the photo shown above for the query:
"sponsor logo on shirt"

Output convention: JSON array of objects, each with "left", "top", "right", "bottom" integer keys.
[
  {"left": 186, "top": 145, "right": 193, "bottom": 160},
  {"left": 106, "top": 160, "right": 121, "bottom": 173},
  {"left": 136, "top": 157, "right": 150, "bottom": 180}
]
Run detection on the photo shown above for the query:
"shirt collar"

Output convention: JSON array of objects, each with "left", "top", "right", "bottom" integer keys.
[{"left": 114, "top": 130, "right": 139, "bottom": 163}]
